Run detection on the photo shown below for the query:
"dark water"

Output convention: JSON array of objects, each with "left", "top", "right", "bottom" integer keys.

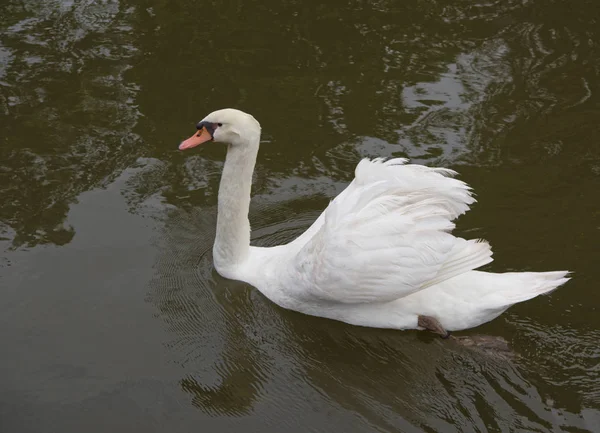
[{"left": 1, "top": 0, "right": 599, "bottom": 431}]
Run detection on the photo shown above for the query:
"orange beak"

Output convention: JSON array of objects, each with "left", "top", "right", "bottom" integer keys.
[{"left": 179, "top": 127, "right": 213, "bottom": 150}]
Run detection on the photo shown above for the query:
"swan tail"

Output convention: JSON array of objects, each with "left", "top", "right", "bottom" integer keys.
[
  {"left": 410, "top": 270, "right": 571, "bottom": 331},
  {"left": 492, "top": 270, "right": 571, "bottom": 305}
]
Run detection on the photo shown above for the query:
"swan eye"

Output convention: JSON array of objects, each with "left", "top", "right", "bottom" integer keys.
[{"left": 217, "top": 123, "right": 223, "bottom": 127}]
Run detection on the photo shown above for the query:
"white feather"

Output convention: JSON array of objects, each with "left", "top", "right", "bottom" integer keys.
[{"left": 286, "top": 158, "right": 490, "bottom": 304}]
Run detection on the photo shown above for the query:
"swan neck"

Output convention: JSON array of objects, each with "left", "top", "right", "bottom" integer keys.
[{"left": 213, "top": 137, "right": 259, "bottom": 274}]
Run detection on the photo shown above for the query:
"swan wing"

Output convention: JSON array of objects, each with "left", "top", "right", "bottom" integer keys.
[{"left": 290, "top": 158, "right": 493, "bottom": 304}]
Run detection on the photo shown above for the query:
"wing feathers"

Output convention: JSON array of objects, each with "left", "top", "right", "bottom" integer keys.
[
  {"left": 291, "top": 158, "right": 491, "bottom": 305},
  {"left": 421, "top": 239, "right": 493, "bottom": 289}
]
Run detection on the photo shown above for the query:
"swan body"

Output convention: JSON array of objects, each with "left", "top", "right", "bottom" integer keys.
[{"left": 179, "top": 108, "right": 570, "bottom": 333}]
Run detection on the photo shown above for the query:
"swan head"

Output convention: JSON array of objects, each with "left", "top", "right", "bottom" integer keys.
[{"left": 179, "top": 108, "right": 261, "bottom": 151}]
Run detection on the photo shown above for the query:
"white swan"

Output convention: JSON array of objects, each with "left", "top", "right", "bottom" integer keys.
[{"left": 179, "top": 108, "right": 570, "bottom": 337}]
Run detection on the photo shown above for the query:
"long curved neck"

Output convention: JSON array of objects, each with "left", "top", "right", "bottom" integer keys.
[{"left": 213, "top": 136, "right": 259, "bottom": 275}]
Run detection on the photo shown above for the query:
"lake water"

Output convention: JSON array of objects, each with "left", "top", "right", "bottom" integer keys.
[{"left": 1, "top": 0, "right": 599, "bottom": 431}]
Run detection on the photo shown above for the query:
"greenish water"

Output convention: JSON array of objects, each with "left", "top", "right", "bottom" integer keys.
[{"left": 1, "top": 0, "right": 599, "bottom": 431}]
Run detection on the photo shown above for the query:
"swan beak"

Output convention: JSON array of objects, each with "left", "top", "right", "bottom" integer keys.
[{"left": 179, "top": 127, "right": 213, "bottom": 150}]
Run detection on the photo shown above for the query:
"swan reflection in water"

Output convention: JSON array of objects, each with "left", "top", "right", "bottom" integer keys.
[{"left": 148, "top": 203, "right": 589, "bottom": 431}]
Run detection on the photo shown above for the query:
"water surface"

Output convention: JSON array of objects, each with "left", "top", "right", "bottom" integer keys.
[{"left": 1, "top": 0, "right": 599, "bottom": 431}]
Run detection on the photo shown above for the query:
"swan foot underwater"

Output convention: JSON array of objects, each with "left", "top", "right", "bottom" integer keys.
[
  {"left": 178, "top": 108, "right": 570, "bottom": 344},
  {"left": 418, "top": 315, "right": 452, "bottom": 339}
]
